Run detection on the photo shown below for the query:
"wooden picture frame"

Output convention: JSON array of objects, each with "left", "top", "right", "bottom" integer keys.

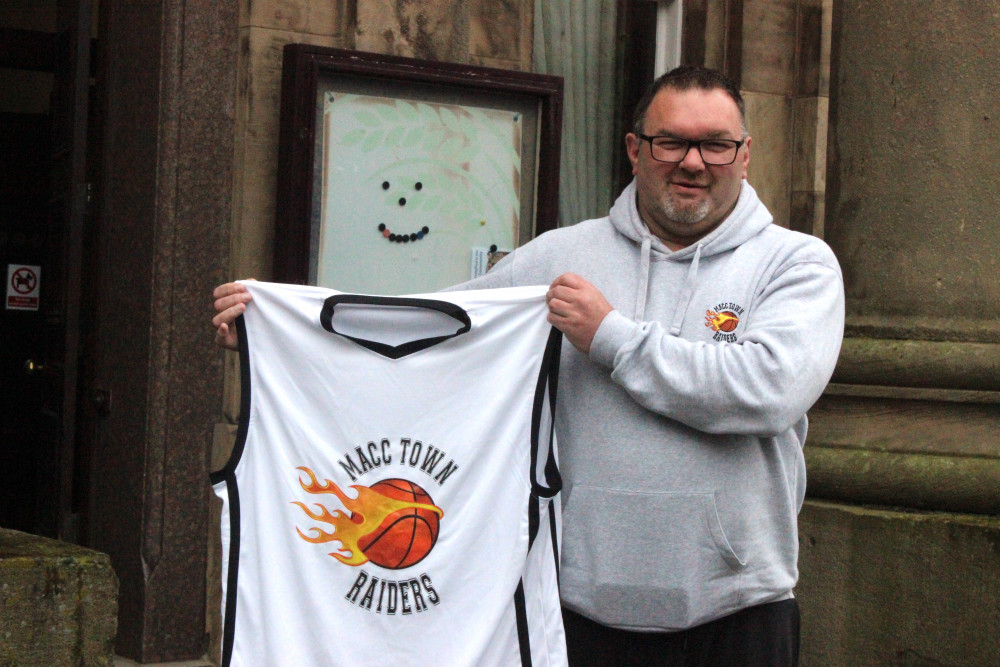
[{"left": 274, "top": 45, "right": 563, "bottom": 293}]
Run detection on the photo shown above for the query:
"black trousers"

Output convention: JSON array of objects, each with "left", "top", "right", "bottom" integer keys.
[{"left": 563, "top": 599, "right": 800, "bottom": 667}]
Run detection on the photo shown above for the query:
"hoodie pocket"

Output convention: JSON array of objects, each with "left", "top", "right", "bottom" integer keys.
[{"left": 560, "top": 484, "right": 745, "bottom": 630}]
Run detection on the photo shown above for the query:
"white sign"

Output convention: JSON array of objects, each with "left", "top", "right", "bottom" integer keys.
[
  {"left": 7, "top": 264, "right": 40, "bottom": 311},
  {"left": 470, "top": 247, "right": 512, "bottom": 279}
]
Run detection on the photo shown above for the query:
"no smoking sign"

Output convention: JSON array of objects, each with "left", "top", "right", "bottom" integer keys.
[{"left": 7, "top": 264, "right": 40, "bottom": 311}]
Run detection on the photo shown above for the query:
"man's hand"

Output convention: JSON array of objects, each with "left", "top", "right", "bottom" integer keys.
[
  {"left": 212, "top": 281, "right": 253, "bottom": 350},
  {"left": 546, "top": 274, "right": 613, "bottom": 355}
]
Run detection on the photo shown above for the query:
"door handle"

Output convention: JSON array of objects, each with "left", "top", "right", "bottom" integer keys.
[{"left": 23, "top": 359, "right": 46, "bottom": 375}]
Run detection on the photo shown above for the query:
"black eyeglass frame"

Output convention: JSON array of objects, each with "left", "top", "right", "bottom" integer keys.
[{"left": 635, "top": 133, "right": 746, "bottom": 166}]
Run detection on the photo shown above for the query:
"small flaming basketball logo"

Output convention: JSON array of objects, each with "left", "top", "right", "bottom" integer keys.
[
  {"left": 292, "top": 466, "right": 443, "bottom": 570},
  {"left": 705, "top": 309, "right": 740, "bottom": 333}
]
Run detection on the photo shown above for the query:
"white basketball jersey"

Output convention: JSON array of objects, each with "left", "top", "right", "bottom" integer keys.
[{"left": 211, "top": 281, "right": 565, "bottom": 666}]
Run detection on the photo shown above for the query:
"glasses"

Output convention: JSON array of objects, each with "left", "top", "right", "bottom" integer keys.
[{"left": 636, "top": 133, "right": 745, "bottom": 166}]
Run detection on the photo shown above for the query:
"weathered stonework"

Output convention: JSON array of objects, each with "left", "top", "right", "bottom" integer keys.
[
  {"left": 356, "top": 0, "right": 470, "bottom": 63},
  {"left": 0, "top": 529, "right": 118, "bottom": 666},
  {"left": 798, "top": 501, "right": 1000, "bottom": 666}
]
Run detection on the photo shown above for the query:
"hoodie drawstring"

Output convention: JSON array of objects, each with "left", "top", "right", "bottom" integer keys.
[
  {"left": 668, "top": 242, "right": 702, "bottom": 336},
  {"left": 634, "top": 236, "right": 652, "bottom": 320}
]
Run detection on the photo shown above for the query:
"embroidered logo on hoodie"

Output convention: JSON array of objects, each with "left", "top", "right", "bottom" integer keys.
[{"left": 705, "top": 302, "right": 744, "bottom": 342}]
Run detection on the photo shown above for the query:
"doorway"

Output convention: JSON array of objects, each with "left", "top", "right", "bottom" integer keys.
[{"left": 0, "top": 0, "right": 96, "bottom": 542}]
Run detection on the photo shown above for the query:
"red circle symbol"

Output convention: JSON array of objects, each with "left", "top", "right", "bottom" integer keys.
[{"left": 10, "top": 267, "right": 37, "bottom": 294}]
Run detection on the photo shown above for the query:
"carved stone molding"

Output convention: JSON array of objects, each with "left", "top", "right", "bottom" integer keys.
[
  {"left": 806, "top": 393, "right": 1000, "bottom": 513},
  {"left": 832, "top": 337, "right": 1000, "bottom": 392}
]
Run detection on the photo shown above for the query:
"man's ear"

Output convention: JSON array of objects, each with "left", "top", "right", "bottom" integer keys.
[
  {"left": 625, "top": 133, "right": 641, "bottom": 176},
  {"left": 740, "top": 135, "right": 752, "bottom": 180}
]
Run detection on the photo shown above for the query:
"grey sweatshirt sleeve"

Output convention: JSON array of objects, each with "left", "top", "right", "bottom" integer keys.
[{"left": 589, "top": 258, "right": 845, "bottom": 436}]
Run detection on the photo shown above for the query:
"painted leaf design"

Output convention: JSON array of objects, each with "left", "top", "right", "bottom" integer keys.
[
  {"left": 354, "top": 110, "right": 381, "bottom": 127},
  {"left": 402, "top": 127, "right": 424, "bottom": 148},
  {"left": 362, "top": 128, "right": 384, "bottom": 152},
  {"left": 439, "top": 107, "right": 461, "bottom": 131},
  {"left": 397, "top": 102, "right": 419, "bottom": 122},
  {"left": 438, "top": 136, "right": 464, "bottom": 157},
  {"left": 455, "top": 144, "right": 481, "bottom": 163},
  {"left": 340, "top": 128, "right": 366, "bottom": 146},
  {"left": 423, "top": 127, "right": 445, "bottom": 152},
  {"left": 384, "top": 125, "right": 406, "bottom": 146},
  {"left": 417, "top": 103, "right": 439, "bottom": 125},
  {"left": 374, "top": 104, "right": 400, "bottom": 123}
]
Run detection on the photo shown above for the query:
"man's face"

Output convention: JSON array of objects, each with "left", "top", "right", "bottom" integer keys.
[{"left": 626, "top": 87, "right": 750, "bottom": 249}]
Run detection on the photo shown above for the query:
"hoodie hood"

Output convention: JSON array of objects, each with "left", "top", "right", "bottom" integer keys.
[{"left": 607, "top": 178, "right": 774, "bottom": 328}]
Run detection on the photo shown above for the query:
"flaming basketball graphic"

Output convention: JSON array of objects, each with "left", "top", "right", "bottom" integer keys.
[
  {"left": 705, "top": 309, "right": 740, "bottom": 333},
  {"left": 292, "top": 467, "right": 443, "bottom": 569}
]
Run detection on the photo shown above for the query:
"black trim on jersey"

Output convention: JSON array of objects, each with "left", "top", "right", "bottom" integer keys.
[
  {"left": 548, "top": 500, "right": 560, "bottom": 583},
  {"left": 528, "top": 494, "right": 541, "bottom": 550},
  {"left": 217, "top": 475, "right": 241, "bottom": 667},
  {"left": 209, "top": 314, "right": 252, "bottom": 667},
  {"left": 319, "top": 294, "right": 472, "bottom": 359},
  {"left": 514, "top": 579, "right": 532, "bottom": 666},
  {"left": 210, "top": 314, "right": 253, "bottom": 481},
  {"left": 529, "top": 327, "right": 563, "bottom": 499}
]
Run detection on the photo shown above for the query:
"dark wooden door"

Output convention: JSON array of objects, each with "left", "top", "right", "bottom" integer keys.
[{"left": 0, "top": 0, "right": 92, "bottom": 540}]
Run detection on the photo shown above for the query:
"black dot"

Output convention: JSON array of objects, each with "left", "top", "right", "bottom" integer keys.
[
  {"left": 421, "top": 226, "right": 429, "bottom": 234},
  {"left": 490, "top": 244, "right": 497, "bottom": 253},
  {"left": 382, "top": 181, "right": 390, "bottom": 190},
  {"left": 398, "top": 197, "right": 406, "bottom": 206},
  {"left": 378, "top": 223, "right": 386, "bottom": 231},
  {"left": 389, "top": 233, "right": 397, "bottom": 241},
  {"left": 415, "top": 182, "right": 423, "bottom": 191},
  {"left": 402, "top": 235, "right": 410, "bottom": 243},
  {"left": 409, "top": 233, "right": 418, "bottom": 241}
]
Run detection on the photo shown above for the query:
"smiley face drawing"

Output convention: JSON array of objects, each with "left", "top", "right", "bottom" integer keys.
[{"left": 375, "top": 179, "right": 431, "bottom": 243}]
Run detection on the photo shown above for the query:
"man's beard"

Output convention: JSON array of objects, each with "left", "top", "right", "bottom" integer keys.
[{"left": 661, "top": 191, "right": 711, "bottom": 225}]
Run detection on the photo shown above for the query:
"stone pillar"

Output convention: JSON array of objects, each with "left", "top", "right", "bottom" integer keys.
[
  {"left": 825, "top": 2, "right": 1000, "bottom": 326},
  {"left": 800, "top": 2, "right": 1000, "bottom": 662},
  {"left": 89, "top": 0, "right": 238, "bottom": 661},
  {"left": 814, "top": 0, "right": 1000, "bottom": 510}
]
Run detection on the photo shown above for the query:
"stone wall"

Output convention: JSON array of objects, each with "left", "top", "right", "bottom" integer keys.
[
  {"left": 740, "top": 0, "right": 831, "bottom": 234},
  {"left": 0, "top": 529, "right": 118, "bottom": 666},
  {"left": 798, "top": 502, "right": 1000, "bottom": 666}
]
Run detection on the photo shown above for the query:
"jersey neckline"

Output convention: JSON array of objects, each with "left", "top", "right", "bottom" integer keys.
[{"left": 319, "top": 294, "right": 472, "bottom": 359}]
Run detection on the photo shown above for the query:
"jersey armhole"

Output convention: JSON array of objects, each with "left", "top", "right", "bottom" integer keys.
[{"left": 210, "top": 313, "right": 252, "bottom": 484}]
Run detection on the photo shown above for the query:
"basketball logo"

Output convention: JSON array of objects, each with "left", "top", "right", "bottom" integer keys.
[
  {"left": 705, "top": 309, "right": 740, "bottom": 333},
  {"left": 292, "top": 467, "right": 443, "bottom": 569},
  {"left": 358, "top": 479, "right": 440, "bottom": 568}
]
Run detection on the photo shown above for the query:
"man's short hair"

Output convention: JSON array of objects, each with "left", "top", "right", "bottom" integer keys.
[{"left": 632, "top": 65, "right": 746, "bottom": 135}]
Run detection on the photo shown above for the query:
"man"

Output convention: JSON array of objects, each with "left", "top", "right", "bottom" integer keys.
[{"left": 214, "top": 66, "right": 844, "bottom": 665}]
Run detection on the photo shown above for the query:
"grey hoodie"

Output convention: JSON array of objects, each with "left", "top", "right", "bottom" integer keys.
[{"left": 458, "top": 179, "right": 844, "bottom": 630}]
